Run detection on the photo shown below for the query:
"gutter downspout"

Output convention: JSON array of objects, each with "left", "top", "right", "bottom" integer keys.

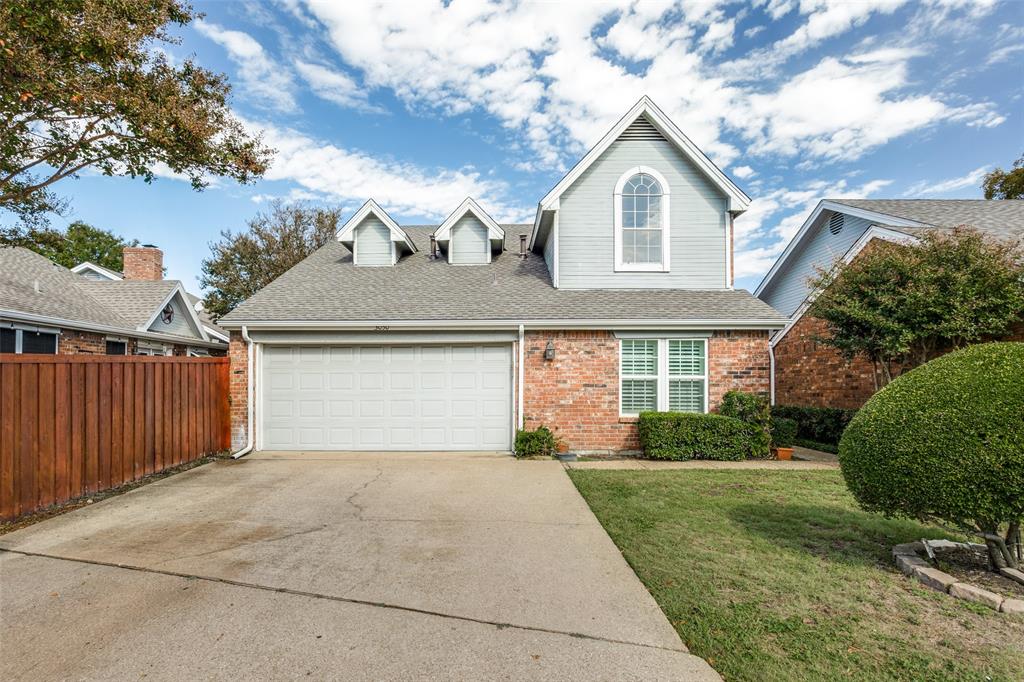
[
  {"left": 768, "top": 339, "right": 776, "bottom": 406},
  {"left": 517, "top": 324, "right": 525, "bottom": 430},
  {"left": 232, "top": 325, "right": 256, "bottom": 459}
]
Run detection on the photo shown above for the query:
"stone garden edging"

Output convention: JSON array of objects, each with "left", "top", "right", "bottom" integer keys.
[{"left": 893, "top": 541, "right": 1024, "bottom": 615}]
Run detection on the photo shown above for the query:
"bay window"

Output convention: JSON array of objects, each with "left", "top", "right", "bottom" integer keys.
[{"left": 620, "top": 337, "right": 707, "bottom": 415}]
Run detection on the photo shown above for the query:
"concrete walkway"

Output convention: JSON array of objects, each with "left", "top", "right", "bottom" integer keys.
[
  {"left": 565, "top": 458, "right": 839, "bottom": 471},
  {"left": 0, "top": 451, "right": 718, "bottom": 681}
]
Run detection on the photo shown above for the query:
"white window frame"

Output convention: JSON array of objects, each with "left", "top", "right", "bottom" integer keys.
[
  {"left": 105, "top": 336, "right": 128, "bottom": 355},
  {"left": 619, "top": 337, "right": 709, "bottom": 416},
  {"left": 613, "top": 166, "right": 671, "bottom": 273},
  {"left": 136, "top": 341, "right": 171, "bottom": 356},
  {"left": 1, "top": 323, "right": 59, "bottom": 354}
]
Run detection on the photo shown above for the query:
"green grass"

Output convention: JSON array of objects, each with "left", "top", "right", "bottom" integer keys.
[{"left": 568, "top": 470, "right": 1024, "bottom": 682}]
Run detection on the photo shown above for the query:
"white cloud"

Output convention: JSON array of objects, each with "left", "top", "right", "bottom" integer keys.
[
  {"left": 732, "top": 165, "right": 756, "bottom": 179},
  {"left": 245, "top": 119, "right": 529, "bottom": 223},
  {"left": 195, "top": 21, "right": 297, "bottom": 112},
  {"left": 293, "top": 60, "right": 384, "bottom": 113},
  {"left": 298, "top": 0, "right": 998, "bottom": 174},
  {"left": 903, "top": 165, "right": 989, "bottom": 196}
]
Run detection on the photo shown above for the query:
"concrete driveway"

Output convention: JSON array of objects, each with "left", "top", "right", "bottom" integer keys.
[{"left": 0, "top": 452, "right": 717, "bottom": 681}]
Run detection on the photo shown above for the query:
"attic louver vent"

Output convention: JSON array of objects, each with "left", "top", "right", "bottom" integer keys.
[
  {"left": 828, "top": 212, "right": 845, "bottom": 236},
  {"left": 617, "top": 116, "right": 665, "bottom": 141}
]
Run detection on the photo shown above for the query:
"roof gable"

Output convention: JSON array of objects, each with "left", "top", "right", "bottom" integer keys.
[
  {"left": 433, "top": 198, "right": 505, "bottom": 247},
  {"left": 531, "top": 96, "right": 750, "bottom": 248},
  {"left": 71, "top": 261, "right": 123, "bottom": 281},
  {"left": 754, "top": 199, "right": 925, "bottom": 298},
  {"left": 337, "top": 199, "right": 417, "bottom": 256}
]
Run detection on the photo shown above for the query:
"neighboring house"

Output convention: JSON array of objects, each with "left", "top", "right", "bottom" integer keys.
[
  {"left": 218, "top": 97, "right": 786, "bottom": 455},
  {"left": 0, "top": 245, "right": 228, "bottom": 357},
  {"left": 757, "top": 199, "right": 1024, "bottom": 409}
]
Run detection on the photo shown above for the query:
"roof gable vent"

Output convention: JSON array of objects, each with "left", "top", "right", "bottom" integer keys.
[
  {"left": 828, "top": 212, "right": 845, "bottom": 236},
  {"left": 617, "top": 115, "right": 665, "bottom": 142}
]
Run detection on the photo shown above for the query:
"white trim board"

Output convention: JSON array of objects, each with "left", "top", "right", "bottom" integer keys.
[
  {"left": 530, "top": 96, "right": 750, "bottom": 249},
  {"left": 70, "top": 261, "right": 123, "bottom": 281},
  {"left": 769, "top": 226, "right": 920, "bottom": 349},
  {"left": 337, "top": 198, "right": 417, "bottom": 256},
  {"left": 218, "top": 318, "right": 786, "bottom": 331},
  {"left": 755, "top": 200, "right": 926, "bottom": 297},
  {"left": 433, "top": 197, "right": 505, "bottom": 243}
]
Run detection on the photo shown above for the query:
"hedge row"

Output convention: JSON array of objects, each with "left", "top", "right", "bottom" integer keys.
[
  {"left": 770, "top": 404, "right": 857, "bottom": 446},
  {"left": 637, "top": 412, "right": 753, "bottom": 461}
]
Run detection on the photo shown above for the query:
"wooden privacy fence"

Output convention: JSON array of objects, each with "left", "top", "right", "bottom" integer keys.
[{"left": 0, "top": 355, "right": 230, "bottom": 522}]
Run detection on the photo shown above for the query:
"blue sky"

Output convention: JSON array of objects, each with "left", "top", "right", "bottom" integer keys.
[{"left": 28, "top": 0, "right": 1024, "bottom": 293}]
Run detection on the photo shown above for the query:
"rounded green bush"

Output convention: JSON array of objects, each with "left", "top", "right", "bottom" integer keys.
[{"left": 839, "top": 343, "right": 1024, "bottom": 531}]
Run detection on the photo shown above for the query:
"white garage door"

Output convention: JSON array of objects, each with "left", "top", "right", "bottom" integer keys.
[{"left": 260, "top": 344, "right": 512, "bottom": 451}]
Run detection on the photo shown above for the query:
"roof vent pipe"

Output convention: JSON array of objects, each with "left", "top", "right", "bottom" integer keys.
[
  {"left": 519, "top": 234, "right": 528, "bottom": 258},
  {"left": 429, "top": 235, "right": 437, "bottom": 259}
]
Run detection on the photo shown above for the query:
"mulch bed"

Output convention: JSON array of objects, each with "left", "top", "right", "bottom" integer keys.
[{"left": 935, "top": 545, "right": 1024, "bottom": 599}]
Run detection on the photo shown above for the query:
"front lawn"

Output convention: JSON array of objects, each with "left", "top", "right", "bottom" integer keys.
[{"left": 569, "top": 470, "right": 1024, "bottom": 681}]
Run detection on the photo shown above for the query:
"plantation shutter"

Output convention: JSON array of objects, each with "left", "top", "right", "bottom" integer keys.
[
  {"left": 620, "top": 339, "right": 658, "bottom": 414},
  {"left": 668, "top": 340, "right": 706, "bottom": 413}
]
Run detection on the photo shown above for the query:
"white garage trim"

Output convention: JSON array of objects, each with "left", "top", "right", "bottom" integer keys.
[{"left": 258, "top": 342, "right": 514, "bottom": 452}]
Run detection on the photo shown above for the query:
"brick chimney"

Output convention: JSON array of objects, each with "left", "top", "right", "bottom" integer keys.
[{"left": 122, "top": 245, "right": 163, "bottom": 281}]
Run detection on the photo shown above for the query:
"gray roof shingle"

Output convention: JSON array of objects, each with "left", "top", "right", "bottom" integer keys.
[
  {"left": 220, "top": 227, "right": 784, "bottom": 325},
  {"left": 0, "top": 246, "right": 225, "bottom": 344},
  {"left": 829, "top": 199, "right": 1024, "bottom": 240}
]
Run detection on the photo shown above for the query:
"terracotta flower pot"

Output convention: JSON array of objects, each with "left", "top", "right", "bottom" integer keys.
[{"left": 773, "top": 447, "right": 794, "bottom": 461}]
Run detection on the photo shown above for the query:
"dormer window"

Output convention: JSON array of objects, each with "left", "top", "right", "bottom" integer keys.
[
  {"left": 614, "top": 166, "right": 671, "bottom": 272},
  {"left": 336, "top": 199, "right": 417, "bottom": 266},
  {"left": 433, "top": 198, "right": 505, "bottom": 265}
]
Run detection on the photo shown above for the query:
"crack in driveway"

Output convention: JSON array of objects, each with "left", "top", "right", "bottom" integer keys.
[
  {"left": 0, "top": 547, "right": 687, "bottom": 654},
  {"left": 344, "top": 468, "right": 384, "bottom": 520}
]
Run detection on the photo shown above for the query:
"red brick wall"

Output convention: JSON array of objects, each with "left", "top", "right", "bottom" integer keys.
[
  {"left": 775, "top": 316, "right": 1024, "bottom": 410},
  {"left": 773, "top": 315, "right": 882, "bottom": 410},
  {"left": 522, "top": 329, "right": 771, "bottom": 455},
  {"left": 122, "top": 246, "right": 164, "bottom": 281},
  {"left": 228, "top": 331, "right": 249, "bottom": 450},
  {"left": 58, "top": 329, "right": 106, "bottom": 354}
]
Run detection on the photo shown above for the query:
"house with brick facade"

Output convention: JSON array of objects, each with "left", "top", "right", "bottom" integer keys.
[
  {"left": 0, "top": 244, "right": 228, "bottom": 357},
  {"left": 757, "top": 199, "right": 1024, "bottom": 409},
  {"left": 217, "top": 97, "right": 786, "bottom": 455}
]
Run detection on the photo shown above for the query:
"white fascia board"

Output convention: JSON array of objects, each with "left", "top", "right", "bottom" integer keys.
[
  {"left": 755, "top": 200, "right": 929, "bottom": 297},
  {"left": 203, "top": 325, "right": 230, "bottom": 343},
  {"left": 336, "top": 198, "right": 417, "bottom": 253},
  {"left": 433, "top": 197, "right": 505, "bottom": 243},
  {"left": 530, "top": 96, "right": 751, "bottom": 247},
  {"left": 0, "top": 309, "right": 225, "bottom": 348},
  {"left": 139, "top": 283, "right": 210, "bottom": 341},
  {"left": 769, "top": 226, "right": 921, "bottom": 348},
  {"left": 70, "top": 261, "right": 123, "bottom": 280},
  {"left": 217, "top": 318, "right": 786, "bottom": 332}
]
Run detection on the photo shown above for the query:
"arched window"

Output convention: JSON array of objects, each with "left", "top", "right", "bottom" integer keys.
[{"left": 614, "top": 167, "right": 670, "bottom": 272}]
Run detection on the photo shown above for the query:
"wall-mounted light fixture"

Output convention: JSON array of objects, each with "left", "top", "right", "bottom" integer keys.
[{"left": 544, "top": 341, "right": 555, "bottom": 361}]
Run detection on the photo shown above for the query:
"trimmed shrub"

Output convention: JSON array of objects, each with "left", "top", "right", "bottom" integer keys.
[
  {"left": 839, "top": 342, "right": 1024, "bottom": 569},
  {"left": 718, "top": 390, "right": 772, "bottom": 459},
  {"left": 770, "top": 416, "right": 798, "bottom": 448},
  {"left": 771, "top": 404, "right": 856, "bottom": 446},
  {"left": 638, "top": 411, "right": 753, "bottom": 461},
  {"left": 514, "top": 426, "right": 557, "bottom": 458}
]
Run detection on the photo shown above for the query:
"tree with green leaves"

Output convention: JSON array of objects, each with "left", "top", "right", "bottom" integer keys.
[
  {"left": 0, "top": 0, "right": 272, "bottom": 226},
  {"left": 983, "top": 154, "right": 1024, "bottom": 200},
  {"left": 2, "top": 219, "right": 136, "bottom": 271},
  {"left": 808, "top": 228, "right": 1024, "bottom": 386},
  {"left": 201, "top": 202, "right": 342, "bottom": 319}
]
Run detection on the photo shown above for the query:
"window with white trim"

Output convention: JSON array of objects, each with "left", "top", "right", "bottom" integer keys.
[
  {"left": 1, "top": 326, "right": 58, "bottom": 354},
  {"left": 620, "top": 338, "right": 707, "bottom": 415},
  {"left": 614, "top": 166, "right": 671, "bottom": 272}
]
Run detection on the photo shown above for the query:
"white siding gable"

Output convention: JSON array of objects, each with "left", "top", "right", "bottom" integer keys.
[
  {"left": 555, "top": 122, "right": 729, "bottom": 289},
  {"left": 148, "top": 292, "right": 202, "bottom": 338},
  {"left": 449, "top": 215, "right": 490, "bottom": 264},
  {"left": 354, "top": 216, "right": 394, "bottom": 266},
  {"left": 758, "top": 211, "right": 873, "bottom": 317}
]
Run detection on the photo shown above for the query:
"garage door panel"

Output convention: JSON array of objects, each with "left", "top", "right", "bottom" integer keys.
[{"left": 261, "top": 344, "right": 511, "bottom": 451}]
